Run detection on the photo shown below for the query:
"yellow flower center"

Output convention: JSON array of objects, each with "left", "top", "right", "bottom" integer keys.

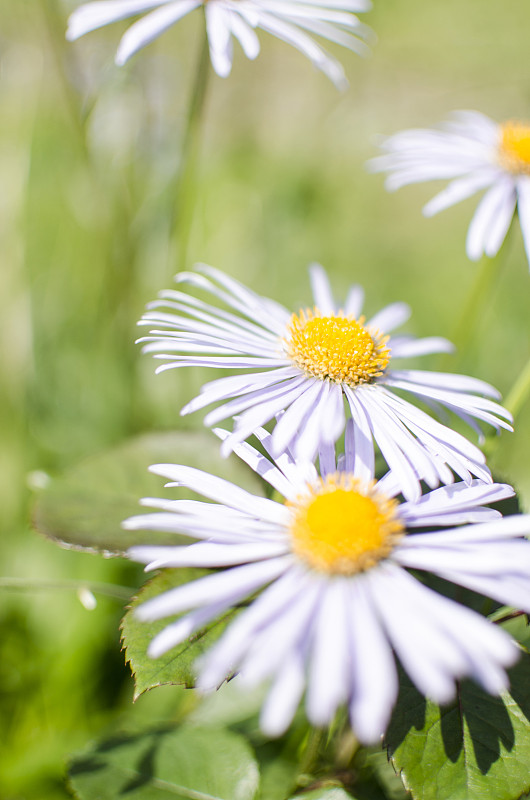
[
  {"left": 498, "top": 122, "right": 530, "bottom": 174},
  {"left": 284, "top": 309, "right": 390, "bottom": 386},
  {"left": 287, "top": 474, "right": 404, "bottom": 575}
]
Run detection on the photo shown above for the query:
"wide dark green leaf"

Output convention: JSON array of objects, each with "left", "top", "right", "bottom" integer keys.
[
  {"left": 121, "top": 569, "right": 237, "bottom": 698},
  {"left": 33, "top": 430, "right": 264, "bottom": 556},
  {"left": 386, "top": 656, "right": 530, "bottom": 800},
  {"left": 68, "top": 724, "right": 259, "bottom": 800}
]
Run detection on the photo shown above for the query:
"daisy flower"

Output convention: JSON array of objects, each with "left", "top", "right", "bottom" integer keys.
[
  {"left": 138, "top": 262, "right": 512, "bottom": 501},
  {"left": 66, "top": 0, "right": 373, "bottom": 89},
  {"left": 368, "top": 110, "right": 530, "bottom": 266},
  {"left": 124, "top": 426, "right": 529, "bottom": 744}
]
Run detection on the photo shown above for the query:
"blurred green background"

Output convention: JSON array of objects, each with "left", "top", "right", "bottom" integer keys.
[{"left": 2, "top": 0, "right": 530, "bottom": 796}]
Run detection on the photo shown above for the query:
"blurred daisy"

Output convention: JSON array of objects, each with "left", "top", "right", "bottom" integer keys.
[
  {"left": 125, "top": 427, "right": 528, "bottom": 744},
  {"left": 138, "top": 263, "right": 512, "bottom": 501},
  {"left": 369, "top": 110, "right": 530, "bottom": 265},
  {"left": 66, "top": 0, "right": 373, "bottom": 88}
]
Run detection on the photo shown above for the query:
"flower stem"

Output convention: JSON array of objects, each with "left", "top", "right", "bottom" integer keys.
[
  {"left": 441, "top": 250, "right": 504, "bottom": 368},
  {"left": 297, "top": 726, "right": 325, "bottom": 779},
  {"left": 0, "top": 577, "right": 134, "bottom": 601},
  {"left": 40, "top": 0, "right": 92, "bottom": 162},
  {"left": 173, "top": 22, "right": 211, "bottom": 271},
  {"left": 503, "top": 353, "right": 530, "bottom": 421}
]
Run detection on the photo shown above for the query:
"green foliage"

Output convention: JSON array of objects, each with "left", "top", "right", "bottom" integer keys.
[
  {"left": 68, "top": 725, "right": 260, "bottom": 800},
  {"left": 6, "top": 0, "right": 530, "bottom": 796},
  {"left": 33, "top": 431, "right": 263, "bottom": 556},
  {"left": 386, "top": 657, "right": 530, "bottom": 800},
  {"left": 122, "top": 569, "right": 237, "bottom": 697}
]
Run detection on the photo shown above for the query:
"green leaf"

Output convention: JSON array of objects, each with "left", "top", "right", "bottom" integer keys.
[
  {"left": 497, "top": 612, "right": 530, "bottom": 653},
  {"left": 386, "top": 656, "right": 530, "bottom": 800},
  {"left": 68, "top": 724, "right": 259, "bottom": 800},
  {"left": 121, "top": 569, "right": 237, "bottom": 698},
  {"left": 33, "top": 430, "right": 264, "bottom": 556}
]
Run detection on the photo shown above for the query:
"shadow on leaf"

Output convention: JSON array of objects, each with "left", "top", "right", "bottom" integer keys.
[
  {"left": 69, "top": 726, "right": 172, "bottom": 795},
  {"left": 386, "top": 655, "right": 530, "bottom": 777}
]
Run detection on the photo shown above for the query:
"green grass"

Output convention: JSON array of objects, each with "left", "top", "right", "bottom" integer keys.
[{"left": 2, "top": 0, "right": 530, "bottom": 795}]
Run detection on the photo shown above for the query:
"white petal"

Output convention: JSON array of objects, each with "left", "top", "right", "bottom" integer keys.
[
  {"left": 367, "top": 567, "right": 470, "bottom": 703},
  {"left": 271, "top": 379, "right": 323, "bottom": 454},
  {"left": 368, "top": 302, "right": 410, "bottom": 333},
  {"left": 227, "top": 10, "right": 260, "bottom": 59},
  {"left": 466, "top": 179, "right": 516, "bottom": 260},
  {"left": 253, "top": 11, "right": 348, "bottom": 89},
  {"left": 206, "top": 3, "right": 233, "bottom": 77},
  {"left": 198, "top": 565, "right": 307, "bottom": 688},
  {"left": 344, "top": 284, "right": 364, "bottom": 317},
  {"left": 422, "top": 170, "right": 497, "bottom": 217},
  {"left": 516, "top": 177, "right": 530, "bottom": 269},
  {"left": 344, "top": 391, "right": 375, "bottom": 481},
  {"left": 306, "top": 579, "right": 350, "bottom": 725},
  {"left": 148, "top": 464, "right": 287, "bottom": 523},
  {"left": 67, "top": 0, "right": 168, "bottom": 40},
  {"left": 347, "top": 576, "right": 398, "bottom": 744},
  {"left": 147, "top": 600, "right": 231, "bottom": 658},
  {"left": 309, "top": 262, "right": 335, "bottom": 314},
  {"left": 182, "top": 367, "right": 298, "bottom": 416},
  {"left": 116, "top": 0, "right": 200, "bottom": 64},
  {"left": 399, "top": 480, "right": 514, "bottom": 525},
  {"left": 260, "top": 652, "right": 306, "bottom": 737},
  {"left": 130, "top": 540, "right": 289, "bottom": 568},
  {"left": 387, "top": 369, "right": 502, "bottom": 399},
  {"left": 390, "top": 337, "right": 453, "bottom": 359},
  {"left": 213, "top": 428, "right": 294, "bottom": 498},
  {"left": 136, "top": 556, "right": 291, "bottom": 621}
]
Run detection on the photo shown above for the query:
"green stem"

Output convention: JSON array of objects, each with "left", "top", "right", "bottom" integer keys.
[
  {"left": 173, "top": 23, "right": 211, "bottom": 271},
  {"left": 40, "top": 0, "right": 91, "bottom": 162},
  {"left": 482, "top": 346, "right": 530, "bottom": 463},
  {"left": 297, "top": 726, "right": 325, "bottom": 779},
  {"left": 503, "top": 353, "right": 530, "bottom": 421},
  {"left": 440, "top": 250, "right": 504, "bottom": 369},
  {"left": 0, "top": 577, "right": 134, "bottom": 602}
]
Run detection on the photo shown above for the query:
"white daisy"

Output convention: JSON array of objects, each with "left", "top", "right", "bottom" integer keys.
[
  {"left": 138, "top": 262, "right": 512, "bottom": 502},
  {"left": 124, "top": 427, "right": 529, "bottom": 744},
  {"left": 368, "top": 110, "right": 530, "bottom": 266},
  {"left": 66, "top": 0, "right": 373, "bottom": 89}
]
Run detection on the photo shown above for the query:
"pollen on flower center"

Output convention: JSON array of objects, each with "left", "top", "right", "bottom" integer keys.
[
  {"left": 287, "top": 474, "right": 404, "bottom": 575},
  {"left": 498, "top": 122, "right": 530, "bottom": 174},
  {"left": 284, "top": 309, "right": 390, "bottom": 386}
]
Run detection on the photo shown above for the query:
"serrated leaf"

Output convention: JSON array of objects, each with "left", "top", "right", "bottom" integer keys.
[
  {"left": 68, "top": 724, "right": 259, "bottom": 800},
  {"left": 121, "top": 569, "right": 237, "bottom": 698},
  {"left": 386, "top": 656, "right": 530, "bottom": 800},
  {"left": 33, "top": 430, "right": 263, "bottom": 556}
]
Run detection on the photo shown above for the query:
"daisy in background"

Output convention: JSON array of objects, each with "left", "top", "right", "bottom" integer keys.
[
  {"left": 368, "top": 110, "right": 530, "bottom": 267},
  {"left": 138, "top": 262, "right": 512, "bottom": 501},
  {"left": 66, "top": 0, "right": 373, "bottom": 89},
  {"left": 124, "top": 425, "right": 530, "bottom": 744}
]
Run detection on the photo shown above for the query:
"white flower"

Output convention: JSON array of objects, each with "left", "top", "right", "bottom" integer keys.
[
  {"left": 138, "top": 262, "right": 512, "bottom": 501},
  {"left": 124, "top": 427, "right": 529, "bottom": 744},
  {"left": 66, "top": 0, "right": 373, "bottom": 89},
  {"left": 368, "top": 110, "right": 530, "bottom": 266}
]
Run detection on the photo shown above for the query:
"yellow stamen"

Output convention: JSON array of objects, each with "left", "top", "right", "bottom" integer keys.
[
  {"left": 287, "top": 474, "right": 404, "bottom": 575},
  {"left": 498, "top": 122, "right": 530, "bottom": 174},
  {"left": 284, "top": 308, "right": 390, "bottom": 386}
]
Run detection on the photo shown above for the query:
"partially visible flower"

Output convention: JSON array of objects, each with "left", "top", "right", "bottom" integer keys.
[
  {"left": 368, "top": 110, "right": 530, "bottom": 266},
  {"left": 138, "top": 263, "right": 512, "bottom": 501},
  {"left": 124, "top": 427, "right": 529, "bottom": 744},
  {"left": 66, "top": 0, "right": 373, "bottom": 89}
]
